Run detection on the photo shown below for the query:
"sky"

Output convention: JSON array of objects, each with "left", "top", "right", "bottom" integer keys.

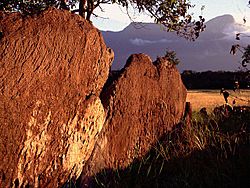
[{"left": 91, "top": 0, "right": 250, "bottom": 31}]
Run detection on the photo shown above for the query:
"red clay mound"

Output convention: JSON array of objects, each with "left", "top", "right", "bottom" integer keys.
[
  {"left": 0, "top": 8, "right": 113, "bottom": 187},
  {"left": 80, "top": 54, "right": 187, "bottom": 183}
]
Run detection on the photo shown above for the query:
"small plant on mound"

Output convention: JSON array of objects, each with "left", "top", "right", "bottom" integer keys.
[{"left": 164, "top": 49, "right": 181, "bottom": 65}]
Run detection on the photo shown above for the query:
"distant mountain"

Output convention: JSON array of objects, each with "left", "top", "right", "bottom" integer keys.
[
  {"left": 206, "top": 14, "right": 235, "bottom": 33},
  {"left": 102, "top": 14, "right": 250, "bottom": 72}
]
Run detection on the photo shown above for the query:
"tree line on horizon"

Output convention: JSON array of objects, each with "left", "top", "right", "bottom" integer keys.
[{"left": 181, "top": 70, "right": 250, "bottom": 89}]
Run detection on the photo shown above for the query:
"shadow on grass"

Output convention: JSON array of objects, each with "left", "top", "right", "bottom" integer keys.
[
  {"left": 91, "top": 147, "right": 250, "bottom": 188},
  {"left": 71, "top": 106, "right": 250, "bottom": 188}
]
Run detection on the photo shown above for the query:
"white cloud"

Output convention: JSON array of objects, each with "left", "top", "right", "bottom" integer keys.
[
  {"left": 130, "top": 38, "right": 173, "bottom": 46},
  {"left": 220, "top": 22, "right": 250, "bottom": 41},
  {"left": 222, "top": 23, "right": 248, "bottom": 34}
]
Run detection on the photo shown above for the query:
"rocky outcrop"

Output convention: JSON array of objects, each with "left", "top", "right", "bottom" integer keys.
[
  {"left": 80, "top": 54, "right": 187, "bottom": 182},
  {"left": 0, "top": 8, "right": 113, "bottom": 187}
]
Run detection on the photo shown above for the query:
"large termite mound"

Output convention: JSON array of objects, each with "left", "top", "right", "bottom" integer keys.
[
  {"left": 80, "top": 54, "right": 187, "bottom": 183},
  {"left": 0, "top": 8, "right": 113, "bottom": 187}
]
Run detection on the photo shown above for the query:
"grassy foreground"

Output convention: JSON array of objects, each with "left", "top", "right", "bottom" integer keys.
[
  {"left": 87, "top": 105, "right": 250, "bottom": 188},
  {"left": 65, "top": 91, "right": 250, "bottom": 188}
]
